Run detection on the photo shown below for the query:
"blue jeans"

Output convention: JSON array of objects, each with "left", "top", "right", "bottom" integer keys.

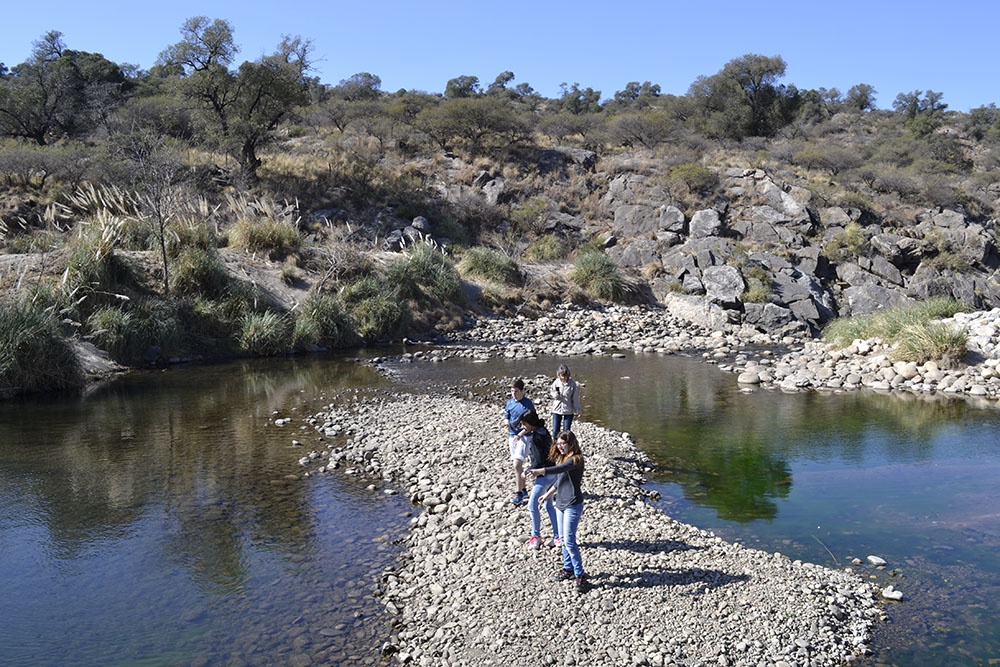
[
  {"left": 556, "top": 501, "right": 584, "bottom": 576},
  {"left": 552, "top": 413, "right": 574, "bottom": 436},
  {"left": 529, "top": 476, "right": 559, "bottom": 539}
]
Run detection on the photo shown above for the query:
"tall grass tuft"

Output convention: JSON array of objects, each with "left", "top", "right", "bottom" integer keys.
[
  {"left": 237, "top": 311, "right": 292, "bottom": 356},
  {"left": 0, "top": 299, "right": 82, "bottom": 396},
  {"left": 170, "top": 246, "right": 230, "bottom": 297},
  {"left": 226, "top": 194, "right": 302, "bottom": 260},
  {"left": 822, "top": 297, "right": 968, "bottom": 364},
  {"left": 893, "top": 322, "right": 968, "bottom": 365},
  {"left": 341, "top": 276, "right": 407, "bottom": 342},
  {"left": 388, "top": 244, "right": 462, "bottom": 302},
  {"left": 86, "top": 300, "right": 180, "bottom": 363},
  {"left": 570, "top": 252, "right": 631, "bottom": 302},
  {"left": 293, "top": 293, "right": 354, "bottom": 349},
  {"left": 458, "top": 247, "right": 523, "bottom": 286}
]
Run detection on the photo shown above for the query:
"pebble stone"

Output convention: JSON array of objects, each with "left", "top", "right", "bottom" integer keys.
[{"left": 299, "top": 391, "right": 884, "bottom": 666}]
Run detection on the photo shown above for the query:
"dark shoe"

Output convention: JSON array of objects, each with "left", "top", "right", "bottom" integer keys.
[
  {"left": 511, "top": 491, "right": 525, "bottom": 505},
  {"left": 575, "top": 575, "right": 589, "bottom": 593},
  {"left": 554, "top": 568, "right": 574, "bottom": 581}
]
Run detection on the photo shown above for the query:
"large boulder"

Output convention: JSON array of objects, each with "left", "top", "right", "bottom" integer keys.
[
  {"left": 703, "top": 265, "right": 745, "bottom": 306},
  {"left": 689, "top": 209, "right": 724, "bottom": 239},
  {"left": 840, "top": 284, "right": 911, "bottom": 316},
  {"left": 663, "top": 292, "right": 733, "bottom": 330}
]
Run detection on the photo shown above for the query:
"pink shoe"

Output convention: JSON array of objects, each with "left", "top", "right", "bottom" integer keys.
[
  {"left": 528, "top": 536, "right": 541, "bottom": 550},
  {"left": 549, "top": 537, "right": 562, "bottom": 548}
]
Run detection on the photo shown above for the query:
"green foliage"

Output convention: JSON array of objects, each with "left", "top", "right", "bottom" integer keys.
[
  {"left": 458, "top": 247, "right": 522, "bottom": 286},
  {"left": 0, "top": 298, "right": 82, "bottom": 396},
  {"left": 292, "top": 292, "right": 354, "bottom": 349},
  {"left": 525, "top": 234, "right": 568, "bottom": 260},
  {"left": 509, "top": 196, "right": 549, "bottom": 231},
  {"left": 63, "top": 213, "right": 136, "bottom": 302},
  {"left": 341, "top": 276, "right": 406, "bottom": 341},
  {"left": 227, "top": 215, "right": 302, "bottom": 260},
  {"left": 822, "top": 297, "right": 967, "bottom": 348},
  {"left": 86, "top": 299, "right": 180, "bottom": 363},
  {"left": 237, "top": 310, "right": 291, "bottom": 355},
  {"left": 570, "top": 252, "right": 631, "bottom": 302},
  {"left": 892, "top": 321, "right": 968, "bottom": 365},
  {"left": 823, "top": 221, "right": 867, "bottom": 260},
  {"left": 741, "top": 266, "right": 772, "bottom": 303},
  {"left": 170, "top": 246, "right": 230, "bottom": 297},
  {"left": 668, "top": 163, "right": 719, "bottom": 195},
  {"left": 388, "top": 243, "right": 462, "bottom": 302}
]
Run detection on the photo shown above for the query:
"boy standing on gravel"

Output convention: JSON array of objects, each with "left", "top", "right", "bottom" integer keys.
[{"left": 503, "top": 379, "right": 534, "bottom": 505}]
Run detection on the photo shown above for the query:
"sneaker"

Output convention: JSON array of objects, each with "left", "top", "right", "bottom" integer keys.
[
  {"left": 575, "top": 575, "right": 589, "bottom": 593},
  {"left": 549, "top": 537, "right": 562, "bottom": 548},
  {"left": 554, "top": 568, "right": 574, "bottom": 581},
  {"left": 511, "top": 491, "right": 525, "bottom": 505},
  {"left": 528, "top": 536, "right": 541, "bottom": 550}
]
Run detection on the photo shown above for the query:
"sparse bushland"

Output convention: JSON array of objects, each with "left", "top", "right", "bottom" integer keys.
[
  {"left": 2, "top": 26, "right": 1000, "bottom": 397},
  {"left": 822, "top": 297, "right": 968, "bottom": 364}
]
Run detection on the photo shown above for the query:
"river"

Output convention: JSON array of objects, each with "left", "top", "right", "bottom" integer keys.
[{"left": 1, "top": 350, "right": 998, "bottom": 665}]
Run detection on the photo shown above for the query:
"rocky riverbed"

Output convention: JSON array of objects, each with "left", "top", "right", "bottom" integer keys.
[
  {"left": 297, "top": 391, "right": 884, "bottom": 666},
  {"left": 400, "top": 304, "right": 1000, "bottom": 407}
]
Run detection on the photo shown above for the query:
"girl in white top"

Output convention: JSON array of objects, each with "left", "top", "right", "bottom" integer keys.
[{"left": 549, "top": 364, "right": 581, "bottom": 436}]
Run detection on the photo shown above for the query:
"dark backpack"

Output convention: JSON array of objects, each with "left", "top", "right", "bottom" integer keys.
[{"left": 528, "top": 427, "right": 553, "bottom": 468}]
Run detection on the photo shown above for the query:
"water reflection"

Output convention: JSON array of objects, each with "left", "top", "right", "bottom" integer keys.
[
  {"left": 0, "top": 356, "right": 406, "bottom": 666},
  {"left": 4, "top": 349, "right": 1000, "bottom": 665}
]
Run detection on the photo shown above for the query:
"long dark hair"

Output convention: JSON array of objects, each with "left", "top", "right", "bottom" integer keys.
[{"left": 550, "top": 430, "right": 583, "bottom": 466}]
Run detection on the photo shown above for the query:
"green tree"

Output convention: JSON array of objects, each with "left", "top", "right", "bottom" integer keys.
[
  {"left": 611, "top": 81, "right": 662, "bottom": 109},
  {"left": 0, "top": 31, "right": 130, "bottom": 144},
  {"left": 158, "top": 17, "right": 311, "bottom": 183},
  {"left": 556, "top": 82, "right": 602, "bottom": 115},
  {"left": 415, "top": 96, "right": 525, "bottom": 154},
  {"left": 335, "top": 72, "right": 381, "bottom": 101},
  {"left": 845, "top": 83, "right": 877, "bottom": 112},
  {"left": 688, "top": 53, "right": 797, "bottom": 139},
  {"left": 607, "top": 110, "right": 674, "bottom": 148},
  {"left": 444, "top": 75, "right": 481, "bottom": 98}
]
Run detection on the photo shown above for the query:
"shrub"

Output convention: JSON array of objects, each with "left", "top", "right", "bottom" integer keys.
[
  {"left": 343, "top": 278, "right": 407, "bottom": 341},
  {"left": 389, "top": 244, "right": 462, "bottom": 302},
  {"left": 86, "top": 300, "right": 180, "bottom": 363},
  {"left": 458, "top": 247, "right": 522, "bottom": 286},
  {"left": 0, "top": 299, "right": 82, "bottom": 396},
  {"left": 63, "top": 212, "right": 133, "bottom": 298},
  {"left": 228, "top": 217, "right": 302, "bottom": 260},
  {"left": 741, "top": 266, "right": 772, "bottom": 303},
  {"left": 170, "top": 246, "right": 230, "bottom": 297},
  {"left": 293, "top": 293, "right": 354, "bottom": 349},
  {"left": 525, "top": 234, "right": 567, "bottom": 260},
  {"left": 893, "top": 321, "right": 968, "bottom": 365},
  {"left": 570, "top": 252, "right": 631, "bottom": 302},
  {"left": 822, "top": 297, "right": 967, "bottom": 353},
  {"left": 237, "top": 311, "right": 291, "bottom": 356},
  {"left": 668, "top": 163, "right": 719, "bottom": 195}
]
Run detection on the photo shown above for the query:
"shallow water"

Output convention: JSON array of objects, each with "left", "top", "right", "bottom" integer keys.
[
  {"left": 0, "top": 357, "right": 411, "bottom": 666},
  {"left": 2, "top": 350, "right": 999, "bottom": 665},
  {"left": 386, "top": 350, "right": 1000, "bottom": 666}
]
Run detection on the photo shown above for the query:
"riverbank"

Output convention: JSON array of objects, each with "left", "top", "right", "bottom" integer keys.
[
  {"left": 392, "top": 304, "right": 1000, "bottom": 407},
  {"left": 298, "top": 391, "right": 883, "bottom": 666}
]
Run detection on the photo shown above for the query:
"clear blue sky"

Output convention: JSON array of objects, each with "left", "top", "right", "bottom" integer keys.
[{"left": 1, "top": 0, "right": 996, "bottom": 113}]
